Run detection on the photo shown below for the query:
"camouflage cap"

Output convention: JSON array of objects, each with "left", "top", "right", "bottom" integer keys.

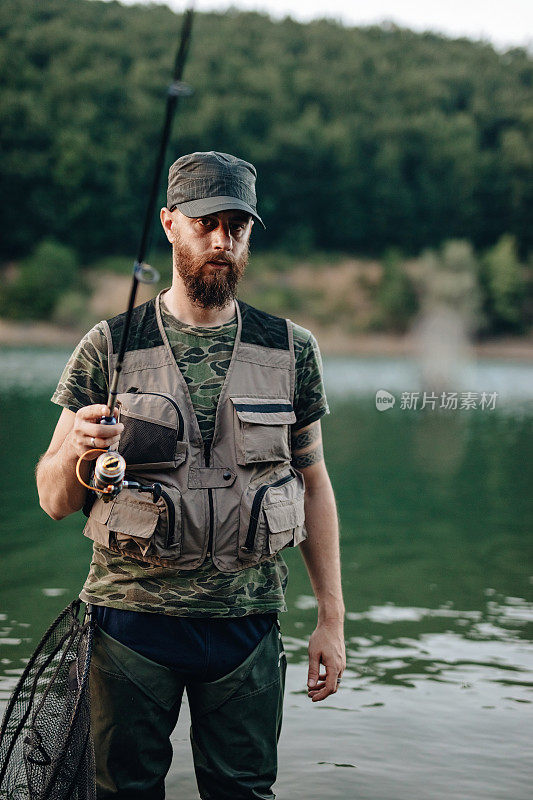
[{"left": 167, "top": 151, "right": 265, "bottom": 228}]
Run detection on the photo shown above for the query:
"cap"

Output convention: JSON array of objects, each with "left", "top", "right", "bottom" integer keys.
[{"left": 167, "top": 151, "right": 265, "bottom": 228}]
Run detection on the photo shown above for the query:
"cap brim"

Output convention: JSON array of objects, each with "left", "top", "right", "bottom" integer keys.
[{"left": 175, "top": 196, "right": 266, "bottom": 229}]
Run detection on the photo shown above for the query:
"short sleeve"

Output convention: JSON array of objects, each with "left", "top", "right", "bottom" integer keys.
[
  {"left": 51, "top": 322, "right": 109, "bottom": 411},
  {"left": 292, "top": 323, "right": 330, "bottom": 431}
]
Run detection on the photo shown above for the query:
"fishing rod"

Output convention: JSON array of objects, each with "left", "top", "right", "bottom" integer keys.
[
  {"left": 0, "top": 17, "right": 197, "bottom": 798},
  {"left": 76, "top": 7, "right": 195, "bottom": 502}
]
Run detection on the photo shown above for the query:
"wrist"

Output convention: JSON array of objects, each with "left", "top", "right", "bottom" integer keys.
[{"left": 317, "top": 602, "right": 345, "bottom": 625}]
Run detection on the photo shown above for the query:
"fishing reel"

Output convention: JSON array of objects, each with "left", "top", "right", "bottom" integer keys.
[
  {"left": 76, "top": 446, "right": 162, "bottom": 504},
  {"left": 93, "top": 450, "right": 162, "bottom": 502}
]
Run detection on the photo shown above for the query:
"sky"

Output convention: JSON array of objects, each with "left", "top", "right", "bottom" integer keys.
[{"left": 113, "top": 0, "right": 533, "bottom": 50}]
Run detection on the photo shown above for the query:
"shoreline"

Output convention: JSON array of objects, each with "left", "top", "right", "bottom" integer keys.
[{"left": 1, "top": 319, "right": 533, "bottom": 361}]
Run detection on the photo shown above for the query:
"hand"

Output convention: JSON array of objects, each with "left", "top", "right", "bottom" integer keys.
[
  {"left": 68, "top": 405, "right": 124, "bottom": 460},
  {"left": 307, "top": 620, "right": 346, "bottom": 702}
]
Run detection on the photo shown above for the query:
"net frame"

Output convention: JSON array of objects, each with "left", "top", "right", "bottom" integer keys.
[{"left": 0, "top": 599, "right": 96, "bottom": 800}]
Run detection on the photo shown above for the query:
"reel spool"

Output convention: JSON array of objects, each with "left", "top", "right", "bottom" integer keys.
[
  {"left": 93, "top": 452, "right": 126, "bottom": 501},
  {"left": 76, "top": 447, "right": 162, "bottom": 503}
]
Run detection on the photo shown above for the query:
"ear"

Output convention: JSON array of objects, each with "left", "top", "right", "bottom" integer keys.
[{"left": 160, "top": 207, "right": 175, "bottom": 243}]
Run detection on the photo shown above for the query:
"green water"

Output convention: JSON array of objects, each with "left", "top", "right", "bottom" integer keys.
[{"left": 0, "top": 349, "right": 531, "bottom": 799}]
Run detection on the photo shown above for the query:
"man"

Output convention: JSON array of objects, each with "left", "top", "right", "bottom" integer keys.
[{"left": 36, "top": 151, "right": 345, "bottom": 800}]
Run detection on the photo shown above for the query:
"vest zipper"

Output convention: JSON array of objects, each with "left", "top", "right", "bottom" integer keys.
[
  {"left": 159, "top": 487, "right": 176, "bottom": 549},
  {"left": 207, "top": 489, "right": 214, "bottom": 557},
  {"left": 205, "top": 442, "right": 214, "bottom": 558},
  {"left": 128, "top": 390, "right": 185, "bottom": 440},
  {"left": 242, "top": 473, "right": 295, "bottom": 554}
]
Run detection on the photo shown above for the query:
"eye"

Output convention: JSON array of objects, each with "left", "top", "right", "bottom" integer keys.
[
  {"left": 197, "top": 217, "right": 216, "bottom": 230},
  {"left": 231, "top": 220, "right": 248, "bottom": 234}
]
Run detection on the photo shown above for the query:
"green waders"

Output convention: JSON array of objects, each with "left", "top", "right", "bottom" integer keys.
[{"left": 89, "top": 620, "right": 286, "bottom": 800}]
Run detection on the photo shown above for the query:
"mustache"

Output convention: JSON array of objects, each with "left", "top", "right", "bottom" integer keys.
[{"left": 203, "top": 254, "right": 236, "bottom": 266}]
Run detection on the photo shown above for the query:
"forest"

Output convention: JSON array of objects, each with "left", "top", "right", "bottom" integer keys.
[{"left": 0, "top": 0, "right": 531, "bottom": 335}]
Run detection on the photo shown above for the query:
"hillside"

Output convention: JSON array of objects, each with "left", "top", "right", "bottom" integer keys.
[{"left": 0, "top": 0, "right": 531, "bottom": 261}]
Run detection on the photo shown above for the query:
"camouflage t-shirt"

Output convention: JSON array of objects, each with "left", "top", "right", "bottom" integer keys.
[{"left": 51, "top": 296, "right": 329, "bottom": 617}]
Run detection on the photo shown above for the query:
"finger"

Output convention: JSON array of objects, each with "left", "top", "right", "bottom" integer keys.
[
  {"left": 311, "top": 690, "right": 331, "bottom": 702},
  {"left": 76, "top": 405, "right": 120, "bottom": 424},
  {"left": 307, "top": 676, "right": 327, "bottom": 689},
  {"left": 310, "top": 669, "right": 341, "bottom": 702},
  {"left": 96, "top": 421, "right": 124, "bottom": 438},
  {"left": 309, "top": 682, "right": 334, "bottom": 702},
  {"left": 79, "top": 421, "right": 124, "bottom": 439},
  {"left": 77, "top": 422, "right": 115, "bottom": 439},
  {"left": 307, "top": 650, "right": 321, "bottom": 689},
  {"left": 90, "top": 435, "right": 122, "bottom": 450},
  {"left": 307, "top": 678, "right": 327, "bottom": 692},
  {"left": 324, "top": 665, "right": 339, "bottom": 696},
  {"left": 76, "top": 405, "right": 111, "bottom": 422},
  {"left": 307, "top": 684, "right": 327, "bottom": 697}
]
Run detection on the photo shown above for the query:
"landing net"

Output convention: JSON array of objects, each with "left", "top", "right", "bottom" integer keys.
[{"left": 0, "top": 599, "right": 95, "bottom": 800}]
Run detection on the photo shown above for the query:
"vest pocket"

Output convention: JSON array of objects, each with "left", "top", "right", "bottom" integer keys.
[
  {"left": 156, "top": 486, "right": 183, "bottom": 554},
  {"left": 117, "top": 391, "right": 187, "bottom": 470},
  {"left": 239, "top": 469, "right": 307, "bottom": 562},
  {"left": 108, "top": 491, "right": 159, "bottom": 556},
  {"left": 86, "top": 486, "right": 183, "bottom": 559},
  {"left": 230, "top": 397, "right": 296, "bottom": 466},
  {"left": 264, "top": 498, "right": 306, "bottom": 555}
]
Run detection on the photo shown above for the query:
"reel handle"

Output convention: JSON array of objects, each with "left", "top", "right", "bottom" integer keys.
[{"left": 126, "top": 481, "right": 162, "bottom": 503}]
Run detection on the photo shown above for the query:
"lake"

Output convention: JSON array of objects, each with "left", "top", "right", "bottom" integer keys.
[{"left": 0, "top": 348, "right": 531, "bottom": 799}]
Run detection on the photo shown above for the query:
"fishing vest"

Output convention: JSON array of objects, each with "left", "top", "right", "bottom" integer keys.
[{"left": 83, "top": 290, "right": 307, "bottom": 573}]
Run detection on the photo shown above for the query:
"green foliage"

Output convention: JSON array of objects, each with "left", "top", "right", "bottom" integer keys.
[
  {"left": 52, "top": 289, "right": 91, "bottom": 328},
  {"left": 372, "top": 248, "right": 418, "bottom": 332},
  {"left": 0, "top": 239, "right": 79, "bottom": 319},
  {"left": 90, "top": 255, "right": 138, "bottom": 275},
  {"left": 0, "top": 0, "right": 531, "bottom": 262},
  {"left": 481, "top": 235, "right": 525, "bottom": 332}
]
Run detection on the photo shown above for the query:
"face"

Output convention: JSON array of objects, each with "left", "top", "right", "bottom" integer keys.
[{"left": 161, "top": 208, "right": 253, "bottom": 309}]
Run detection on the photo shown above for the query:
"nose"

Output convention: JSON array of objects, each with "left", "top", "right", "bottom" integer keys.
[{"left": 211, "top": 221, "right": 232, "bottom": 251}]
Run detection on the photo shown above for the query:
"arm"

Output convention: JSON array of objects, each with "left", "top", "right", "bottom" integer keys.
[
  {"left": 36, "top": 405, "right": 123, "bottom": 520},
  {"left": 292, "top": 419, "right": 346, "bottom": 702}
]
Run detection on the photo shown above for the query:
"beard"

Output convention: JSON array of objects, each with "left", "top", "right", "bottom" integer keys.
[{"left": 172, "top": 235, "right": 249, "bottom": 309}]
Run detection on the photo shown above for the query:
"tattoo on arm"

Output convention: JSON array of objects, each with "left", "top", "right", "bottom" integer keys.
[
  {"left": 291, "top": 421, "right": 324, "bottom": 469},
  {"left": 291, "top": 425, "right": 320, "bottom": 449},
  {"left": 292, "top": 442, "right": 324, "bottom": 469}
]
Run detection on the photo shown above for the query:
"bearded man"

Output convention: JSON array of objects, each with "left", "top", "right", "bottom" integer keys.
[{"left": 36, "top": 151, "right": 345, "bottom": 800}]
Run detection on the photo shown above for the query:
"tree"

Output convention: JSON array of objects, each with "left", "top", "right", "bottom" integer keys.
[
  {"left": 481, "top": 235, "right": 524, "bottom": 332},
  {"left": 0, "top": 239, "right": 79, "bottom": 319}
]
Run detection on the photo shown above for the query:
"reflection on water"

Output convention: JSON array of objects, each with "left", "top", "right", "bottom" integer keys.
[
  {"left": 1, "top": 347, "right": 533, "bottom": 404},
  {"left": 283, "top": 593, "right": 533, "bottom": 693},
  {"left": 325, "top": 356, "right": 533, "bottom": 408},
  {"left": 0, "top": 348, "right": 73, "bottom": 393},
  {"left": 0, "top": 348, "right": 531, "bottom": 799}
]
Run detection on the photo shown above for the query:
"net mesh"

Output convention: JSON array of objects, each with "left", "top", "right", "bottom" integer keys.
[
  {"left": 0, "top": 599, "right": 96, "bottom": 800},
  {"left": 119, "top": 415, "right": 176, "bottom": 466}
]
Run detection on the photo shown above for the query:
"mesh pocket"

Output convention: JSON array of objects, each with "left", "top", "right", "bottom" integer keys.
[{"left": 119, "top": 416, "right": 178, "bottom": 466}]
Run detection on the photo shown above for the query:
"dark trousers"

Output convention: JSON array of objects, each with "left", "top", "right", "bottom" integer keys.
[{"left": 89, "top": 619, "right": 286, "bottom": 799}]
